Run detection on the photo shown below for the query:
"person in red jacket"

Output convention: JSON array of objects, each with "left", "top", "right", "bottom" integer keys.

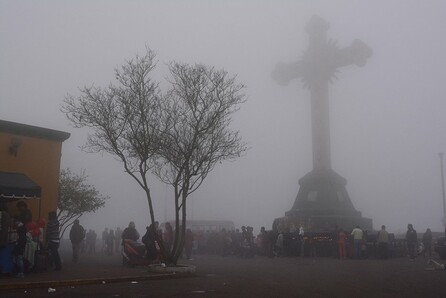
[{"left": 338, "top": 228, "right": 347, "bottom": 259}]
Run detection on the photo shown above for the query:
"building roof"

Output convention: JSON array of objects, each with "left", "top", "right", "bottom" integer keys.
[{"left": 0, "top": 119, "right": 70, "bottom": 142}]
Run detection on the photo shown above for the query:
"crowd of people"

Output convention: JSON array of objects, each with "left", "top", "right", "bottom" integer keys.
[
  {"left": 0, "top": 202, "right": 62, "bottom": 278},
  {"left": 0, "top": 203, "right": 443, "bottom": 279},
  {"left": 116, "top": 222, "right": 437, "bottom": 262},
  {"left": 0, "top": 207, "right": 132, "bottom": 279},
  {"left": 329, "top": 224, "right": 434, "bottom": 261},
  {"left": 56, "top": 221, "right": 440, "bottom": 272}
]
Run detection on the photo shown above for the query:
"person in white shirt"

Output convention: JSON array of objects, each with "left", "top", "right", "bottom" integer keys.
[{"left": 351, "top": 225, "right": 363, "bottom": 259}]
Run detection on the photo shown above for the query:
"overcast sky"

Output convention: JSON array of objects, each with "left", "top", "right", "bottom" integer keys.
[{"left": 1, "top": 1, "right": 446, "bottom": 235}]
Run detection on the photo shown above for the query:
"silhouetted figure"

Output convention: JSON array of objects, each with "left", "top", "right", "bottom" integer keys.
[
  {"left": 101, "top": 227, "right": 108, "bottom": 253},
  {"left": 377, "top": 225, "right": 389, "bottom": 259},
  {"left": 422, "top": 228, "right": 432, "bottom": 257},
  {"left": 299, "top": 225, "right": 305, "bottom": 257},
  {"left": 275, "top": 231, "right": 284, "bottom": 257},
  {"left": 106, "top": 229, "right": 115, "bottom": 256},
  {"left": 241, "top": 226, "right": 255, "bottom": 258},
  {"left": 46, "top": 211, "right": 61, "bottom": 271},
  {"left": 338, "top": 228, "right": 347, "bottom": 259},
  {"left": 13, "top": 221, "right": 27, "bottom": 278},
  {"left": 232, "top": 228, "right": 243, "bottom": 256},
  {"left": 142, "top": 223, "right": 157, "bottom": 261},
  {"left": 122, "top": 221, "right": 140, "bottom": 243},
  {"left": 69, "top": 219, "right": 85, "bottom": 263},
  {"left": 16, "top": 201, "right": 32, "bottom": 225},
  {"left": 361, "top": 230, "right": 368, "bottom": 258},
  {"left": 351, "top": 225, "right": 363, "bottom": 259},
  {"left": 406, "top": 224, "right": 417, "bottom": 261}
]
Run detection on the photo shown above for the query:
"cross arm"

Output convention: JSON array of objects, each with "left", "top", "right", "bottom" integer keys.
[
  {"left": 271, "top": 61, "right": 305, "bottom": 86},
  {"left": 334, "top": 39, "right": 373, "bottom": 69}
]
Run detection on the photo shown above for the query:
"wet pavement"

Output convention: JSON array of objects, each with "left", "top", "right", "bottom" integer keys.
[
  {"left": 1, "top": 250, "right": 446, "bottom": 297},
  {"left": 0, "top": 250, "right": 179, "bottom": 290}
]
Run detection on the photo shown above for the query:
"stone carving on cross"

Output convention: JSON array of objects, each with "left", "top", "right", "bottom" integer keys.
[{"left": 272, "top": 15, "right": 372, "bottom": 172}]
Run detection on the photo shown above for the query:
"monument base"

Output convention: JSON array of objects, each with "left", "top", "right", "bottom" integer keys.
[
  {"left": 273, "top": 169, "right": 373, "bottom": 232},
  {"left": 273, "top": 213, "right": 373, "bottom": 233}
]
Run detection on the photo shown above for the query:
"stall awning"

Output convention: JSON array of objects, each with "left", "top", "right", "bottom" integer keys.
[{"left": 0, "top": 172, "right": 41, "bottom": 200}]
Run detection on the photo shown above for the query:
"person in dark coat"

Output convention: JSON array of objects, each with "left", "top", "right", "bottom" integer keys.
[
  {"left": 142, "top": 223, "right": 158, "bottom": 260},
  {"left": 13, "top": 221, "right": 27, "bottom": 278},
  {"left": 46, "top": 211, "right": 61, "bottom": 271},
  {"left": 121, "top": 221, "right": 140, "bottom": 243},
  {"left": 406, "top": 224, "right": 417, "bottom": 261},
  {"left": 69, "top": 219, "right": 85, "bottom": 263},
  {"left": 16, "top": 201, "right": 32, "bottom": 225},
  {"left": 106, "top": 229, "right": 115, "bottom": 256}
]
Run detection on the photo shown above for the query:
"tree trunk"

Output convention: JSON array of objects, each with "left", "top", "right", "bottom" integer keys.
[
  {"left": 172, "top": 194, "right": 187, "bottom": 264},
  {"left": 170, "top": 188, "right": 182, "bottom": 265}
]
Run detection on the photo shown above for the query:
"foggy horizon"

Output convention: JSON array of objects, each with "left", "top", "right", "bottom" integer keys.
[{"left": 2, "top": 1, "right": 446, "bottom": 236}]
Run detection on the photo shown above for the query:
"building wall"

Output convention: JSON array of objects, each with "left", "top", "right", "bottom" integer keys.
[{"left": 0, "top": 131, "right": 64, "bottom": 221}]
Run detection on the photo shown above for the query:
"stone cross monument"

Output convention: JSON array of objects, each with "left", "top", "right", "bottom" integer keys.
[{"left": 272, "top": 16, "right": 373, "bottom": 232}]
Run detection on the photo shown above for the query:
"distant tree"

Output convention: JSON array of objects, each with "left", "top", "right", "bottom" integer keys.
[
  {"left": 58, "top": 168, "right": 108, "bottom": 238},
  {"left": 62, "top": 47, "right": 247, "bottom": 264}
]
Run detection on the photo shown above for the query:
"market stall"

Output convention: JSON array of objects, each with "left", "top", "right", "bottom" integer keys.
[{"left": 0, "top": 171, "right": 42, "bottom": 274}]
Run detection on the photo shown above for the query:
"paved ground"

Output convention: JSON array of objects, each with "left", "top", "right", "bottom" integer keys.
[{"left": 1, "top": 250, "right": 446, "bottom": 297}]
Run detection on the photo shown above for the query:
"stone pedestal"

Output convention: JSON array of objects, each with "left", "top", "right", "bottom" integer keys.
[{"left": 274, "top": 169, "right": 372, "bottom": 232}]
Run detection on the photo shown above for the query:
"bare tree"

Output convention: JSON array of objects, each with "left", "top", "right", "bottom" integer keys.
[
  {"left": 63, "top": 48, "right": 161, "bottom": 228},
  {"left": 58, "top": 168, "right": 108, "bottom": 238},
  {"left": 155, "top": 62, "right": 247, "bottom": 262},
  {"left": 62, "top": 47, "right": 247, "bottom": 264}
]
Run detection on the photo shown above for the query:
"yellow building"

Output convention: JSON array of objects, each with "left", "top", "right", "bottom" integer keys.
[{"left": 0, "top": 120, "right": 70, "bottom": 221}]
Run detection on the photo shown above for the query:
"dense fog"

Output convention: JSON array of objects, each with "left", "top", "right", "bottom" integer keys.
[{"left": 1, "top": 1, "right": 446, "bottom": 236}]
